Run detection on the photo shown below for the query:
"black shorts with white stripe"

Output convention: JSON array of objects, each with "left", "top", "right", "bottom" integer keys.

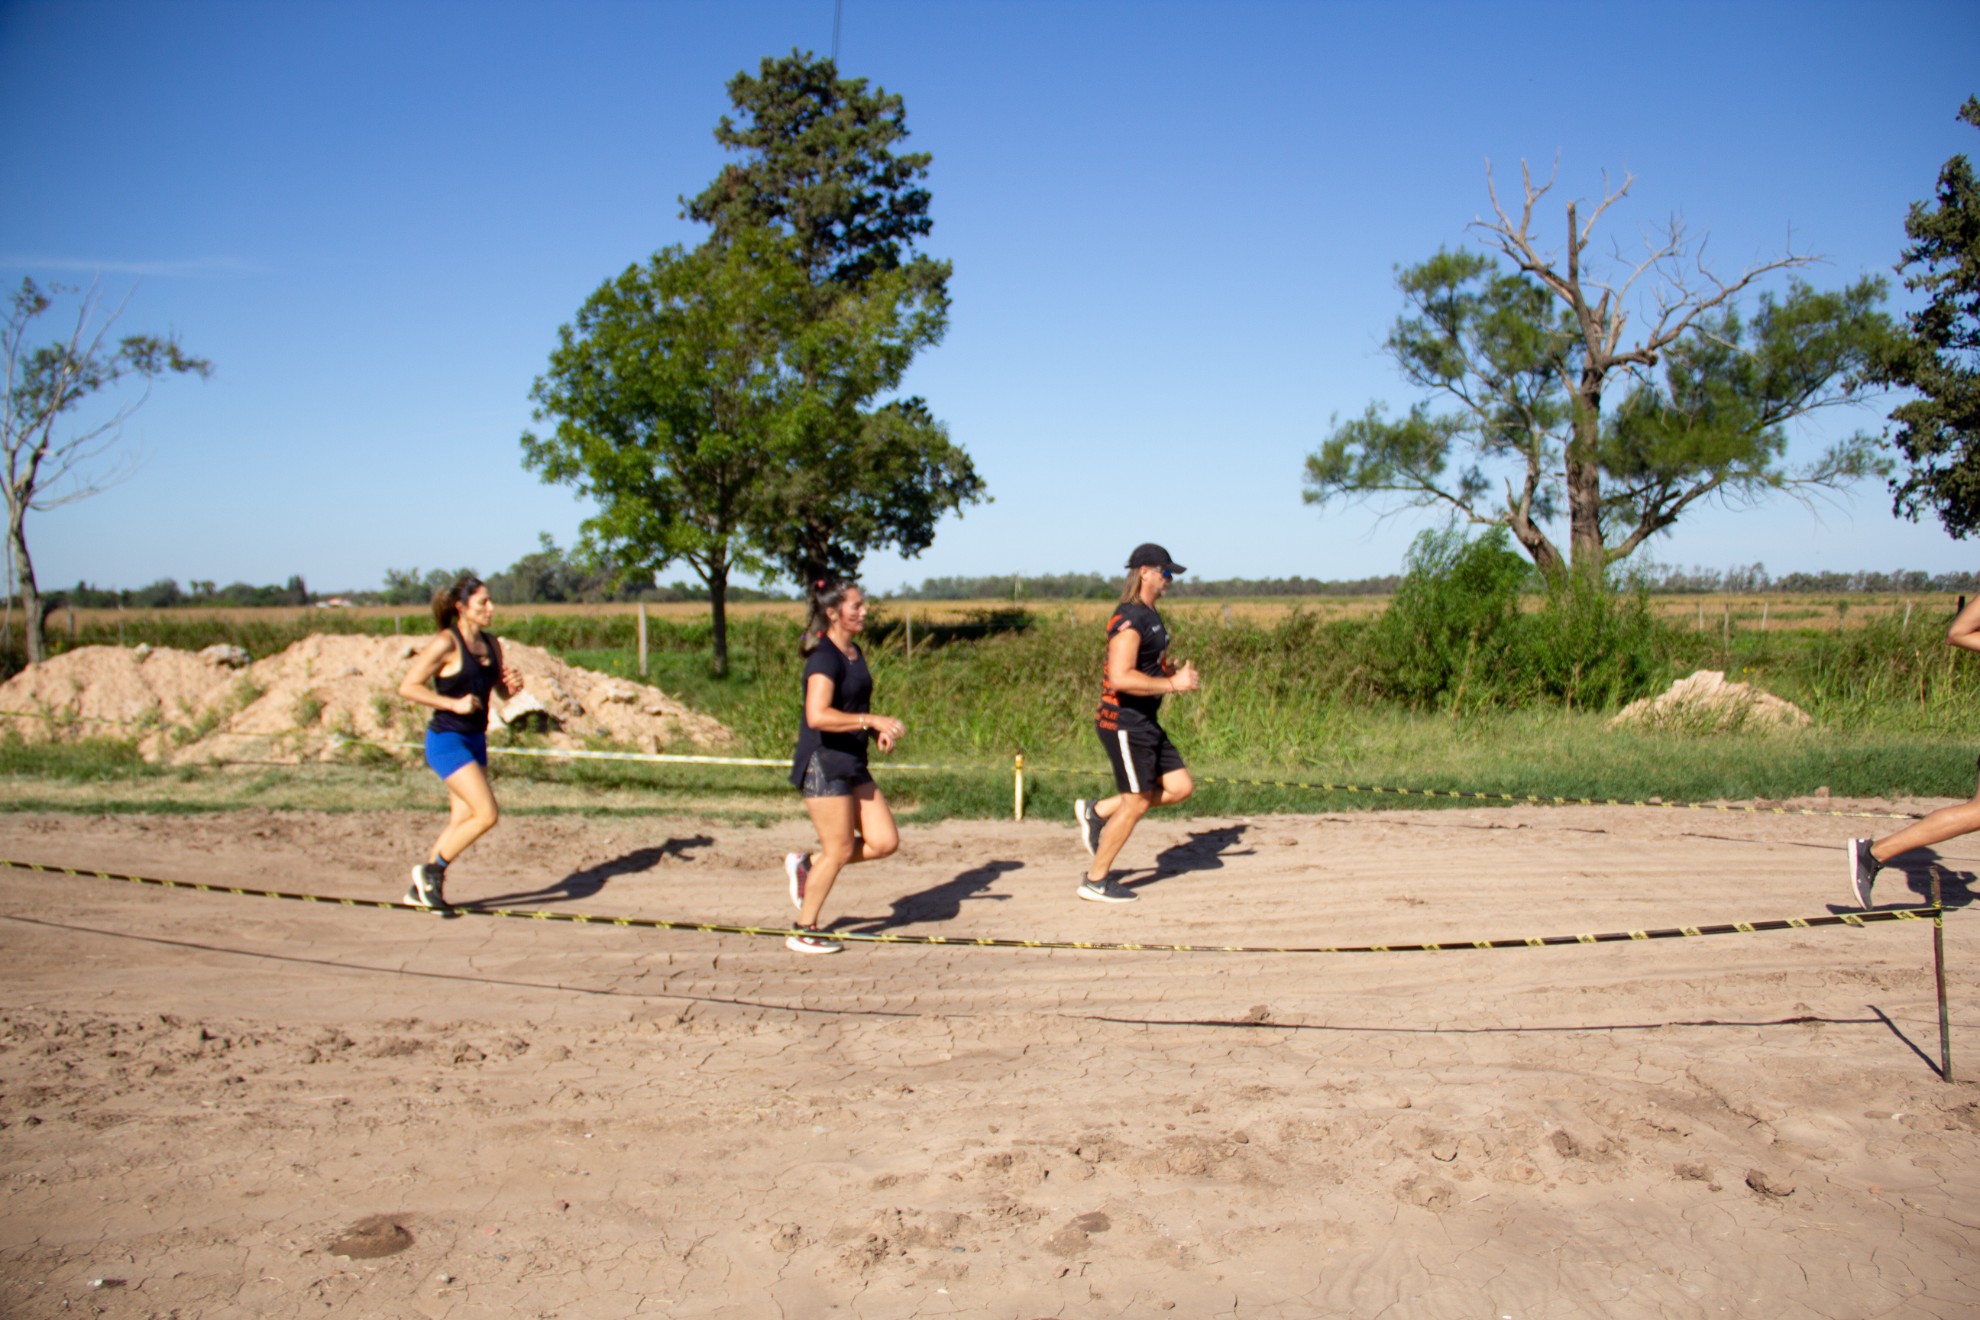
[{"left": 1095, "top": 719, "right": 1186, "bottom": 795}]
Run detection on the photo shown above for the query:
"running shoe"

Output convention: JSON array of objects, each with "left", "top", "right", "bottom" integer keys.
[
  {"left": 1846, "top": 838, "right": 1879, "bottom": 910},
  {"left": 1077, "top": 874, "right": 1138, "bottom": 904},
  {"left": 785, "top": 851, "right": 810, "bottom": 910},
  {"left": 786, "top": 924, "right": 843, "bottom": 954},
  {"left": 1073, "top": 799, "right": 1104, "bottom": 856},
  {"left": 404, "top": 862, "right": 447, "bottom": 910}
]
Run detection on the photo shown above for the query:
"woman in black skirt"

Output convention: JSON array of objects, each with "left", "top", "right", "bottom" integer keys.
[{"left": 783, "top": 578, "right": 906, "bottom": 952}]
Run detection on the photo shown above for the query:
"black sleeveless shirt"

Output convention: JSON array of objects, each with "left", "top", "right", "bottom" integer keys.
[{"left": 429, "top": 626, "right": 502, "bottom": 736}]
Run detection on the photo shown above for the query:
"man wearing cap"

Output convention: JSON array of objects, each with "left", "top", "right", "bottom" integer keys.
[{"left": 1074, "top": 543, "right": 1201, "bottom": 902}]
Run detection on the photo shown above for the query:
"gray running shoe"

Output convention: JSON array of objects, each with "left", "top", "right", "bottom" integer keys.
[
  {"left": 404, "top": 862, "right": 447, "bottom": 910},
  {"left": 1077, "top": 875, "right": 1138, "bottom": 904},
  {"left": 1074, "top": 799, "right": 1104, "bottom": 856},
  {"left": 1846, "top": 838, "right": 1879, "bottom": 909},
  {"left": 786, "top": 924, "right": 843, "bottom": 954}
]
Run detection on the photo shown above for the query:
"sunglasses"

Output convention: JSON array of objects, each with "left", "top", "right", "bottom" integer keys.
[{"left": 1160, "top": 568, "right": 1174, "bottom": 581}]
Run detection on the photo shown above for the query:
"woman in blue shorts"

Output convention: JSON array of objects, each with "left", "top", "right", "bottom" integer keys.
[
  {"left": 397, "top": 573, "right": 525, "bottom": 909},
  {"left": 1073, "top": 543, "right": 1201, "bottom": 903},
  {"left": 783, "top": 579, "right": 906, "bottom": 953}
]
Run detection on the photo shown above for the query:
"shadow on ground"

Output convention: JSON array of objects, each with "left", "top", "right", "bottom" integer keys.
[
  {"left": 466, "top": 836, "right": 714, "bottom": 908},
  {"left": 1133, "top": 824, "right": 1254, "bottom": 891},
  {"left": 841, "top": 859, "right": 1023, "bottom": 933}
]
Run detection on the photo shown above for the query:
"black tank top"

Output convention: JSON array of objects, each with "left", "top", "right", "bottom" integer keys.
[{"left": 429, "top": 626, "right": 501, "bottom": 735}]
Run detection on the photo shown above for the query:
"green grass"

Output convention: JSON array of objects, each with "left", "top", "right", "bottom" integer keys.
[
  {"left": 0, "top": 732, "right": 157, "bottom": 782},
  {"left": 2, "top": 709, "right": 1969, "bottom": 821},
  {"left": 5, "top": 601, "right": 1979, "bottom": 819}
]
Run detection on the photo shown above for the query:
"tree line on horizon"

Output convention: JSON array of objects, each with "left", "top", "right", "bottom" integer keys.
[{"left": 29, "top": 557, "right": 1980, "bottom": 614}]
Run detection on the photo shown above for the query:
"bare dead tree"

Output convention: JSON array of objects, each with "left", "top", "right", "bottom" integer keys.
[
  {"left": 1302, "top": 161, "right": 1892, "bottom": 584},
  {"left": 1476, "top": 161, "right": 1823, "bottom": 574},
  {"left": 2, "top": 278, "right": 210, "bottom": 664}
]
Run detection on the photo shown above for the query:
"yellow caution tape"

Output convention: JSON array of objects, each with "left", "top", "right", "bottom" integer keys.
[
  {"left": 1027, "top": 764, "right": 1917, "bottom": 821},
  {"left": 0, "top": 857, "right": 1944, "bottom": 955}
]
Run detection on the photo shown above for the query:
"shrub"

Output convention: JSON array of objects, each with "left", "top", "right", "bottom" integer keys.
[
  {"left": 1526, "top": 572, "right": 1666, "bottom": 709},
  {"left": 1370, "top": 525, "right": 1531, "bottom": 710}
]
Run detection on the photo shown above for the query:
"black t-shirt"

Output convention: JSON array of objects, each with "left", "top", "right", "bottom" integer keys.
[
  {"left": 1096, "top": 600, "right": 1170, "bottom": 731},
  {"left": 789, "top": 640, "right": 874, "bottom": 787}
]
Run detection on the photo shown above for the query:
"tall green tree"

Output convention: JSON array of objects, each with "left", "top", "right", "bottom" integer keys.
[
  {"left": 1873, "top": 96, "right": 1980, "bottom": 537},
  {"left": 685, "top": 49, "right": 982, "bottom": 588},
  {"left": 523, "top": 223, "right": 959, "bottom": 673},
  {"left": 1304, "top": 164, "right": 1893, "bottom": 582},
  {"left": 686, "top": 49, "right": 939, "bottom": 296},
  {"left": 524, "top": 229, "right": 806, "bottom": 674},
  {"left": 2, "top": 279, "right": 209, "bottom": 664},
  {"left": 526, "top": 52, "right": 982, "bottom": 669}
]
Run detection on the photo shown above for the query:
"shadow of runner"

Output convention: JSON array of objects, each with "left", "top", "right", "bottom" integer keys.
[
  {"left": 463, "top": 836, "right": 714, "bottom": 909},
  {"left": 1134, "top": 824, "right": 1254, "bottom": 890},
  {"left": 1827, "top": 855, "right": 1975, "bottom": 914},
  {"left": 840, "top": 859, "right": 1022, "bottom": 934},
  {"left": 1888, "top": 859, "right": 1975, "bottom": 910}
]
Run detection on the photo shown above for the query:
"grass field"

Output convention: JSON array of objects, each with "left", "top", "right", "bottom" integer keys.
[{"left": 6, "top": 593, "right": 1978, "bottom": 819}]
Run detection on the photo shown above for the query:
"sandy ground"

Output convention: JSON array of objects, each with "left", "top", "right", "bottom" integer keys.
[{"left": 0, "top": 800, "right": 1975, "bottom": 1319}]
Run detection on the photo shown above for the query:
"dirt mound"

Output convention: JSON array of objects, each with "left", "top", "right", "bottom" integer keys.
[
  {"left": 1610, "top": 668, "right": 1810, "bottom": 731},
  {"left": 0, "top": 635, "right": 734, "bottom": 763},
  {"left": 0, "top": 643, "right": 236, "bottom": 739}
]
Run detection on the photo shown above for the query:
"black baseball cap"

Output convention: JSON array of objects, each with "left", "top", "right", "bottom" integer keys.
[{"left": 1126, "top": 543, "right": 1186, "bottom": 574}]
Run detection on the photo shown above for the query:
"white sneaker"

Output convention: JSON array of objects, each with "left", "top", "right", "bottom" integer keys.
[
  {"left": 785, "top": 851, "right": 810, "bottom": 910},
  {"left": 786, "top": 924, "right": 843, "bottom": 954}
]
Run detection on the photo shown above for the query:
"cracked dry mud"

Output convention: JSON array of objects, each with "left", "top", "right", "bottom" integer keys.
[{"left": 0, "top": 803, "right": 1976, "bottom": 1318}]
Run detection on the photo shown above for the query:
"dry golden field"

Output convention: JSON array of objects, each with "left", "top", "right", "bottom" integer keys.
[{"left": 50, "top": 592, "right": 1966, "bottom": 636}]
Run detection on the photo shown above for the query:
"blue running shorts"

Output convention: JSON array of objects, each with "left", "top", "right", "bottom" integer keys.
[{"left": 424, "top": 729, "right": 489, "bottom": 780}]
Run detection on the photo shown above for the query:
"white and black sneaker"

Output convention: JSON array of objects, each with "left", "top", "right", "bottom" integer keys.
[
  {"left": 404, "top": 862, "right": 448, "bottom": 910},
  {"left": 786, "top": 923, "right": 843, "bottom": 954},
  {"left": 1846, "top": 838, "right": 1880, "bottom": 910},
  {"left": 785, "top": 851, "right": 811, "bottom": 910},
  {"left": 1077, "top": 874, "right": 1138, "bottom": 904},
  {"left": 1073, "top": 799, "right": 1104, "bottom": 856}
]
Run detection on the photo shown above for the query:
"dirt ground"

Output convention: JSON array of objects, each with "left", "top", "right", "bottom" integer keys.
[{"left": 0, "top": 799, "right": 1975, "bottom": 1319}]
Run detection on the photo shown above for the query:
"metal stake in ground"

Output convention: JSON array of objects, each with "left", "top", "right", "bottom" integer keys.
[{"left": 1934, "top": 869, "right": 1954, "bottom": 1083}]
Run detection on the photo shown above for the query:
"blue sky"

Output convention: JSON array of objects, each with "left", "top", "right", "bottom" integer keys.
[{"left": 1, "top": 0, "right": 1975, "bottom": 595}]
